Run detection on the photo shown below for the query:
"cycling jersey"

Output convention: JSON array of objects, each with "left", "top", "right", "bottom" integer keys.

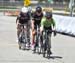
[
  {"left": 41, "top": 17, "right": 55, "bottom": 28},
  {"left": 17, "top": 12, "right": 30, "bottom": 24},
  {"left": 32, "top": 12, "right": 43, "bottom": 26}
]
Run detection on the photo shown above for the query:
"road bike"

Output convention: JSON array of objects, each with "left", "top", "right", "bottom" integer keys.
[
  {"left": 18, "top": 24, "right": 30, "bottom": 50},
  {"left": 42, "top": 29, "right": 55, "bottom": 58},
  {"left": 33, "top": 25, "right": 42, "bottom": 54}
]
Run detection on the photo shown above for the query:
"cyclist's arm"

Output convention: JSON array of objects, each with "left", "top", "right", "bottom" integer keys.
[
  {"left": 40, "top": 17, "right": 45, "bottom": 32},
  {"left": 51, "top": 18, "right": 57, "bottom": 36},
  {"left": 16, "top": 13, "right": 21, "bottom": 23},
  {"left": 16, "top": 17, "right": 20, "bottom": 25},
  {"left": 52, "top": 18, "right": 56, "bottom": 31}
]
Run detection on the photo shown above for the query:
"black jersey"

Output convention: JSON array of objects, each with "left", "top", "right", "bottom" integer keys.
[
  {"left": 17, "top": 12, "right": 30, "bottom": 24},
  {"left": 32, "top": 12, "right": 43, "bottom": 25}
]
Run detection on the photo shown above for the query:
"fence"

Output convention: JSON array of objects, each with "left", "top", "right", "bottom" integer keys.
[
  {"left": 0, "top": 1, "right": 75, "bottom": 9},
  {"left": 0, "top": 1, "right": 23, "bottom": 8}
]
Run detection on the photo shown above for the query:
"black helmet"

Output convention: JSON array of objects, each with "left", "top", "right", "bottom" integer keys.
[
  {"left": 36, "top": 6, "right": 42, "bottom": 13},
  {"left": 45, "top": 12, "right": 52, "bottom": 19}
]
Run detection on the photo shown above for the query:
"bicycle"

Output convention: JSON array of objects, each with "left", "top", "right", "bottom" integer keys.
[
  {"left": 33, "top": 25, "right": 42, "bottom": 54},
  {"left": 18, "top": 24, "right": 30, "bottom": 50},
  {"left": 42, "top": 29, "right": 55, "bottom": 58}
]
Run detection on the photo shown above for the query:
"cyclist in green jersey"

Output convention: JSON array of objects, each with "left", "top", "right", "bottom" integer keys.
[{"left": 40, "top": 12, "right": 56, "bottom": 54}]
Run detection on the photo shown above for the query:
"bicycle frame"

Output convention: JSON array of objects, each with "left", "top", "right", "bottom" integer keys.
[
  {"left": 36, "top": 25, "right": 40, "bottom": 42},
  {"left": 21, "top": 24, "right": 28, "bottom": 43},
  {"left": 18, "top": 24, "right": 28, "bottom": 49},
  {"left": 43, "top": 29, "right": 52, "bottom": 58},
  {"left": 43, "top": 30, "right": 49, "bottom": 51},
  {"left": 34, "top": 25, "right": 41, "bottom": 53}
]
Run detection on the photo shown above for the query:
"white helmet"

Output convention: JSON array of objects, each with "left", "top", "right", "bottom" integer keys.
[{"left": 21, "top": 7, "right": 28, "bottom": 13}]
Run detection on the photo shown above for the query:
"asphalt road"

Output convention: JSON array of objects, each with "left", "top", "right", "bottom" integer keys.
[{"left": 0, "top": 13, "right": 75, "bottom": 63}]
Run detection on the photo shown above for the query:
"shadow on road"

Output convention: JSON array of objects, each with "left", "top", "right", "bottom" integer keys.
[
  {"left": 50, "top": 55, "right": 62, "bottom": 59},
  {"left": 44, "top": 55, "right": 62, "bottom": 59}
]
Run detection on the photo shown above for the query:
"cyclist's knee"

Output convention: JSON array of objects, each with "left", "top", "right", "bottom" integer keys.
[
  {"left": 17, "top": 27, "right": 21, "bottom": 32},
  {"left": 32, "top": 30, "right": 36, "bottom": 36}
]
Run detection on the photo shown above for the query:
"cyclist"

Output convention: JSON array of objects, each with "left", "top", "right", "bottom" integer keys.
[
  {"left": 28, "top": 6, "right": 32, "bottom": 14},
  {"left": 40, "top": 12, "right": 56, "bottom": 55},
  {"left": 31, "top": 6, "right": 44, "bottom": 50},
  {"left": 16, "top": 7, "right": 30, "bottom": 44}
]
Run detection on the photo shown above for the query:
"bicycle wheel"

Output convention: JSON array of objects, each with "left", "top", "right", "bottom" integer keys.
[
  {"left": 42, "top": 42, "right": 46, "bottom": 57},
  {"left": 26, "top": 28, "right": 31, "bottom": 49},
  {"left": 22, "top": 31, "right": 27, "bottom": 50},
  {"left": 18, "top": 31, "right": 25, "bottom": 49},
  {"left": 47, "top": 34, "right": 52, "bottom": 59},
  {"left": 37, "top": 35, "right": 42, "bottom": 54},
  {"left": 42, "top": 31, "right": 47, "bottom": 57},
  {"left": 47, "top": 48, "right": 51, "bottom": 59},
  {"left": 33, "top": 34, "right": 37, "bottom": 53}
]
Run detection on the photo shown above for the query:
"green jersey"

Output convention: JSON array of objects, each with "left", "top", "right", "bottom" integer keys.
[{"left": 41, "top": 17, "right": 55, "bottom": 27}]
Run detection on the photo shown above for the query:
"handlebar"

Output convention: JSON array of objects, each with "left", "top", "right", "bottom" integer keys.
[
  {"left": 43, "top": 29, "right": 57, "bottom": 36},
  {"left": 44, "top": 29, "right": 56, "bottom": 32}
]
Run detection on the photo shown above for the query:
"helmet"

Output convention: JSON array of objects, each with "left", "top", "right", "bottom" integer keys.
[
  {"left": 45, "top": 12, "right": 52, "bottom": 19},
  {"left": 36, "top": 6, "right": 42, "bottom": 13},
  {"left": 28, "top": 6, "right": 32, "bottom": 12},
  {"left": 21, "top": 7, "right": 28, "bottom": 13}
]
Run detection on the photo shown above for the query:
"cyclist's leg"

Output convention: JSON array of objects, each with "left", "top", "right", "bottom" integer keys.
[
  {"left": 23, "top": 23, "right": 28, "bottom": 43},
  {"left": 33, "top": 25, "right": 41, "bottom": 52},
  {"left": 27, "top": 21, "right": 31, "bottom": 44},
  {"left": 17, "top": 24, "right": 22, "bottom": 42},
  {"left": 31, "top": 28, "right": 36, "bottom": 50},
  {"left": 32, "top": 30, "right": 35, "bottom": 44},
  {"left": 32, "top": 24, "right": 37, "bottom": 44},
  {"left": 17, "top": 24, "right": 22, "bottom": 49}
]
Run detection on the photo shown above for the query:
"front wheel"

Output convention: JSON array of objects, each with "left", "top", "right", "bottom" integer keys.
[
  {"left": 18, "top": 41, "right": 21, "bottom": 49},
  {"left": 42, "top": 41, "right": 47, "bottom": 57}
]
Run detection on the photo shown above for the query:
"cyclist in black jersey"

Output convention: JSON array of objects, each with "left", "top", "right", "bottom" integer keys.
[
  {"left": 16, "top": 7, "right": 30, "bottom": 42},
  {"left": 31, "top": 6, "right": 44, "bottom": 50}
]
